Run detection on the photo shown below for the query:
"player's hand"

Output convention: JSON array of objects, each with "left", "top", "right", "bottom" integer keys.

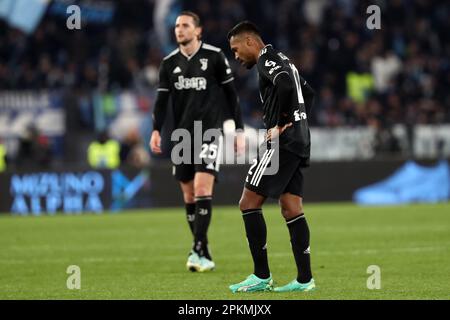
[
  {"left": 265, "top": 122, "right": 292, "bottom": 141},
  {"left": 235, "top": 131, "right": 245, "bottom": 156},
  {"left": 150, "top": 130, "right": 162, "bottom": 154}
]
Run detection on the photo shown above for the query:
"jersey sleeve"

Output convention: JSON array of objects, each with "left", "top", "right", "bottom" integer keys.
[
  {"left": 257, "top": 51, "right": 291, "bottom": 85},
  {"left": 157, "top": 60, "right": 170, "bottom": 93},
  {"left": 215, "top": 51, "right": 234, "bottom": 85}
]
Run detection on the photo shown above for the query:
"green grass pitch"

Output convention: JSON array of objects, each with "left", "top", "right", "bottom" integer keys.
[{"left": 0, "top": 202, "right": 449, "bottom": 300}]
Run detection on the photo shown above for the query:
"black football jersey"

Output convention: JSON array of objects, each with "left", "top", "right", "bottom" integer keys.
[
  {"left": 257, "top": 44, "right": 314, "bottom": 162},
  {"left": 157, "top": 42, "right": 234, "bottom": 133}
]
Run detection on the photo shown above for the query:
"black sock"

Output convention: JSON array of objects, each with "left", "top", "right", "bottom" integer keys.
[
  {"left": 186, "top": 203, "right": 211, "bottom": 259},
  {"left": 185, "top": 203, "right": 196, "bottom": 237},
  {"left": 202, "top": 240, "right": 212, "bottom": 260},
  {"left": 242, "top": 209, "right": 270, "bottom": 279},
  {"left": 286, "top": 214, "right": 313, "bottom": 283},
  {"left": 193, "top": 196, "right": 212, "bottom": 259}
]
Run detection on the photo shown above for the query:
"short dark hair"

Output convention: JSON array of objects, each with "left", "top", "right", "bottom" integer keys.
[
  {"left": 227, "top": 21, "right": 261, "bottom": 40},
  {"left": 178, "top": 10, "right": 201, "bottom": 27}
]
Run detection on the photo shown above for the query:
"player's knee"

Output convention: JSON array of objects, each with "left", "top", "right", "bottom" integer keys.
[
  {"left": 281, "top": 208, "right": 295, "bottom": 219},
  {"left": 183, "top": 192, "right": 195, "bottom": 203},
  {"left": 194, "top": 186, "right": 211, "bottom": 198},
  {"left": 238, "top": 197, "right": 250, "bottom": 212},
  {"left": 280, "top": 205, "right": 303, "bottom": 220},
  {"left": 239, "top": 197, "right": 261, "bottom": 212}
]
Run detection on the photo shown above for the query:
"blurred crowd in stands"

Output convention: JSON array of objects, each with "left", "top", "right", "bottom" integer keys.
[{"left": 0, "top": 0, "right": 449, "bottom": 131}]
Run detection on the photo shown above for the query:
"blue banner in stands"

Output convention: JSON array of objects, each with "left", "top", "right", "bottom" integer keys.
[
  {"left": 0, "top": 0, "right": 50, "bottom": 34},
  {"left": 353, "top": 161, "right": 450, "bottom": 205}
]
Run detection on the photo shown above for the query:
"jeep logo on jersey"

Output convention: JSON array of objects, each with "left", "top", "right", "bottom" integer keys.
[
  {"left": 174, "top": 76, "right": 207, "bottom": 91},
  {"left": 200, "top": 58, "right": 208, "bottom": 71}
]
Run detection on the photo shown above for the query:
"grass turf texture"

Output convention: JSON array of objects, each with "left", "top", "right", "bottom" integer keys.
[{"left": 0, "top": 203, "right": 449, "bottom": 300}]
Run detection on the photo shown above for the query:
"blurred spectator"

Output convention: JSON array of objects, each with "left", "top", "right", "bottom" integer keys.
[
  {"left": 87, "top": 131, "right": 120, "bottom": 169},
  {"left": 16, "top": 126, "right": 52, "bottom": 168},
  {"left": 371, "top": 50, "right": 402, "bottom": 93},
  {"left": 372, "top": 120, "right": 401, "bottom": 158},
  {"left": 0, "top": 138, "right": 6, "bottom": 172},
  {"left": 346, "top": 71, "right": 374, "bottom": 103}
]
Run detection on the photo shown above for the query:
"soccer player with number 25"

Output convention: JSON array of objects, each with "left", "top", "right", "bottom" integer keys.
[{"left": 150, "top": 11, "right": 245, "bottom": 273}]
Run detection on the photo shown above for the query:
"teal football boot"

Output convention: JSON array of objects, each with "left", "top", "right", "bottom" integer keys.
[
  {"left": 229, "top": 274, "right": 273, "bottom": 293},
  {"left": 186, "top": 251, "right": 201, "bottom": 272},
  {"left": 198, "top": 256, "right": 215, "bottom": 272},
  {"left": 186, "top": 251, "right": 215, "bottom": 272},
  {"left": 274, "top": 278, "right": 315, "bottom": 292}
]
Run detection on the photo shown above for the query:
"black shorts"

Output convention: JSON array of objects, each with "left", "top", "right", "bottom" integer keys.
[
  {"left": 172, "top": 136, "right": 223, "bottom": 182},
  {"left": 244, "top": 147, "right": 304, "bottom": 199}
]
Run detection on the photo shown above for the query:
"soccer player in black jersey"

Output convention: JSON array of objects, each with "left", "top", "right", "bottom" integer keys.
[
  {"left": 150, "top": 11, "right": 245, "bottom": 272},
  {"left": 227, "top": 21, "right": 316, "bottom": 292}
]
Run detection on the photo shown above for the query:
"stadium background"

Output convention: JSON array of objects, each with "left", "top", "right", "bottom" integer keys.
[{"left": 0, "top": 0, "right": 449, "bottom": 300}]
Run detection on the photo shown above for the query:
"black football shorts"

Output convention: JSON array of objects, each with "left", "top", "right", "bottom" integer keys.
[
  {"left": 172, "top": 136, "right": 223, "bottom": 182},
  {"left": 244, "top": 147, "right": 304, "bottom": 199}
]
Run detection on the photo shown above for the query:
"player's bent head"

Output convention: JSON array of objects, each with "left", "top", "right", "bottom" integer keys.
[
  {"left": 227, "top": 21, "right": 263, "bottom": 69},
  {"left": 227, "top": 21, "right": 261, "bottom": 40}
]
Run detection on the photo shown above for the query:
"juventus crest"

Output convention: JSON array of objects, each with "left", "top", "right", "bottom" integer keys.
[{"left": 200, "top": 58, "right": 208, "bottom": 71}]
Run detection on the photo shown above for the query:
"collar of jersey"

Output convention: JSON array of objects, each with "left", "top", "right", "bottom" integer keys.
[
  {"left": 180, "top": 41, "right": 203, "bottom": 61},
  {"left": 258, "top": 44, "right": 273, "bottom": 58}
]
